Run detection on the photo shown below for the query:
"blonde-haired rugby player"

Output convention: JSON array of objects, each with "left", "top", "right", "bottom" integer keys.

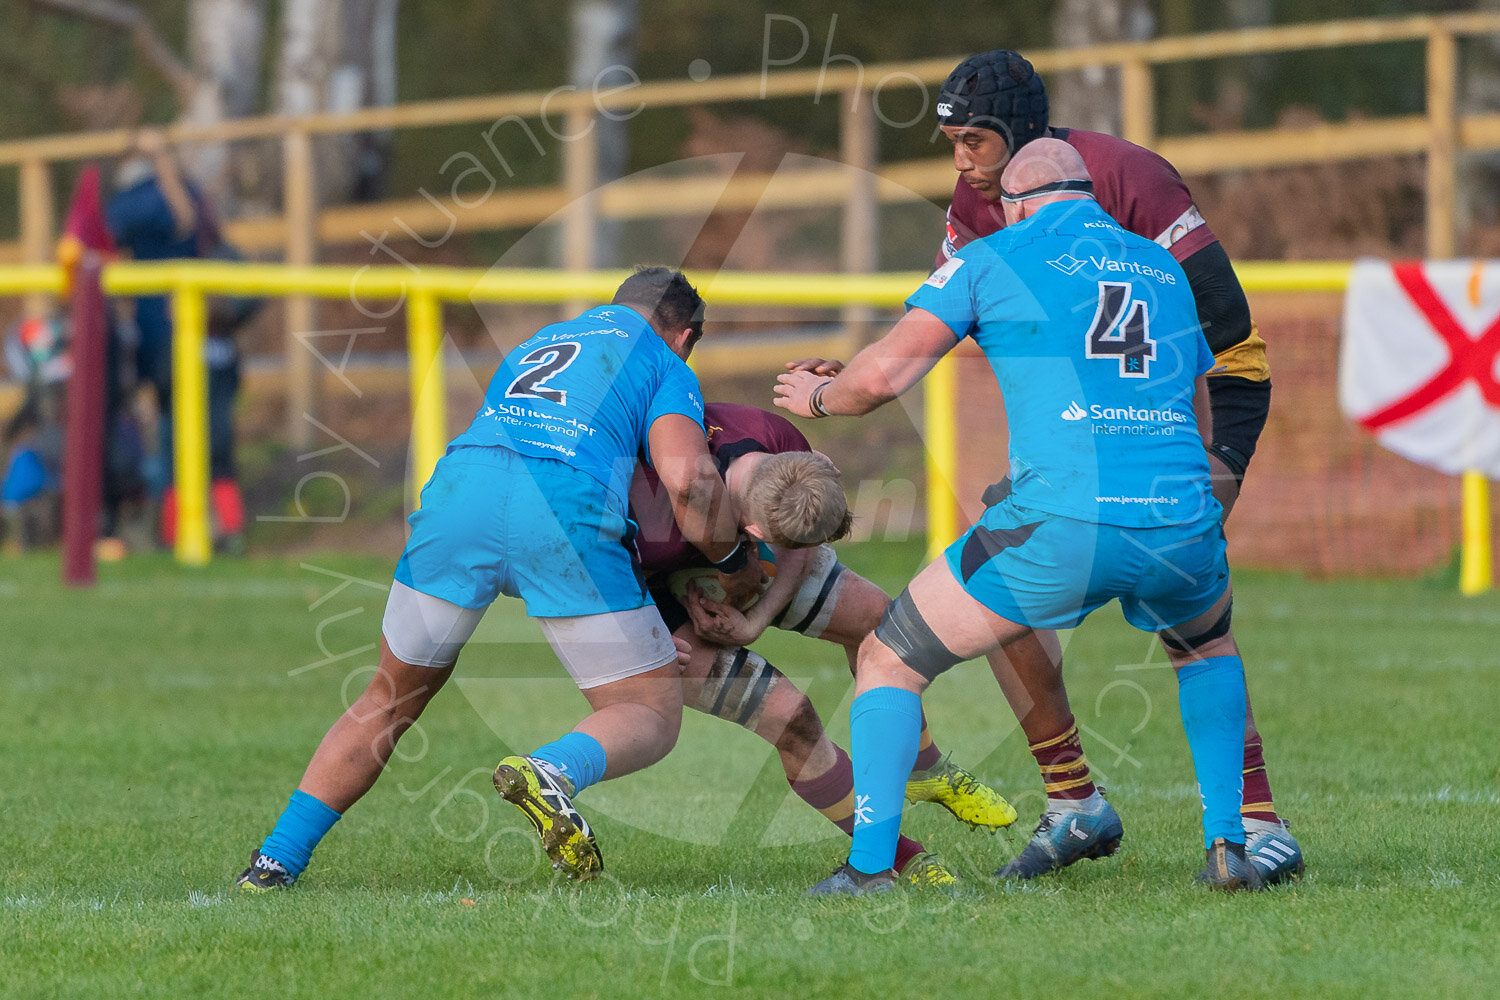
[{"left": 630, "top": 402, "right": 1017, "bottom": 884}]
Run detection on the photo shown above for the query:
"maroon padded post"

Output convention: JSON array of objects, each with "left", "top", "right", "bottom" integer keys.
[{"left": 61, "top": 257, "right": 108, "bottom": 587}]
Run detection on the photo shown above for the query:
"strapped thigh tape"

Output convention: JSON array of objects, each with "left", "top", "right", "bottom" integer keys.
[
  {"left": 873, "top": 587, "right": 964, "bottom": 681},
  {"left": 1159, "top": 599, "right": 1234, "bottom": 653}
]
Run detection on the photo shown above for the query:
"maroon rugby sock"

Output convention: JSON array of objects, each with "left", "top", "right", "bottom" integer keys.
[
  {"left": 893, "top": 835, "right": 925, "bottom": 874},
  {"left": 1029, "top": 716, "right": 1097, "bottom": 801},
  {"left": 913, "top": 711, "right": 943, "bottom": 771},
  {"left": 790, "top": 745, "right": 858, "bottom": 833},
  {"left": 1240, "top": 736, "right": 1279, "bottom": 822}
]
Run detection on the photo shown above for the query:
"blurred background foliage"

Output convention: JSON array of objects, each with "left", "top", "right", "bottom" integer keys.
[{"left": 0, "top": 1, "right": 1482, "bottom": 173}]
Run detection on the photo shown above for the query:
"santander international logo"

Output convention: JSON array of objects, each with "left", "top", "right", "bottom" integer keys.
[{"left": 1061, "top": 401, "right": 1088, "bottom": 421}]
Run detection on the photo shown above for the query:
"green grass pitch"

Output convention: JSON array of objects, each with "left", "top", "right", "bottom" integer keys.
[{"left": 2, "top": 540, "right": 1496, "bottom": 998}]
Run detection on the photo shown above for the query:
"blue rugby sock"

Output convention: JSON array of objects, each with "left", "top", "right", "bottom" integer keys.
[
  {"left": 530, "top": 732, "right": 607, "bottom": 795},
  {"left": 847, "top": 686, "right": 923, "bottom": 875},
  {"left": 1176, "top": 656, "right": 1249, "bottom": 848},
  {"left": 260, "top": 789, "right": 342, "bottom": 878}
]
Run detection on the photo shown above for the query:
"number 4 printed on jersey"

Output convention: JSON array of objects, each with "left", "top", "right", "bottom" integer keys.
[
  {"left": 506, "top": 341, "right": 581, "bottom": 404},
  {"left": 1085, "top": 282, "right": 1155, "bottom": 379}
]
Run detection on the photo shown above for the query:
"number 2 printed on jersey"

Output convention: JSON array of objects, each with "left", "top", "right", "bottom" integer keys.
[{"left": 505, "top": 341, "right": 581, "bottom": 404}]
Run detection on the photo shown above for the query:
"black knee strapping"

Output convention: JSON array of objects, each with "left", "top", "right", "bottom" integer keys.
[
  {"left": 695, "top": 647, "right": 779, "bottom": 729},
  {"left": 874, "top": 588, "right": 964, "bottom": 681},
  {"left": 1160, "top": 600, "right": 1234, "bottom": 652}
]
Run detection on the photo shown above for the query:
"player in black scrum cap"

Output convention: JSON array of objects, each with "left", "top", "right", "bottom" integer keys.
[{"left": 929, "top": 49, "right": 1302, "bottom": 887}]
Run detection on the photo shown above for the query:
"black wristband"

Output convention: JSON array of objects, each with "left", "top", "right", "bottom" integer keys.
[
  {"left": 711, "top": 539, "right": 750, "bottom": 574},
  {"left": 809, "top": 380, "right": 832, "bottom": 418}
]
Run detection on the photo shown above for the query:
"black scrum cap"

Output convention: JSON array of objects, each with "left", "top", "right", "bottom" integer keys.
[{"left": 936, "top": 50, "right": 1049, "bottom": 154}]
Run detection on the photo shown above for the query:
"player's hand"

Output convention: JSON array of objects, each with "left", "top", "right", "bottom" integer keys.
[
  {"left": 773, "top": 370, "right": 831, "bottom": 419},
  {"left": 685, "top": 582, "right": 765, "bottom": 647},
  {"left": 715, "top": 558, "right": 767, "bottom": 610},
  {"left": 672, "top": 635, "right": 693, "bottom": 668},
  {"left": 785, "top": 357, "right": 844, "bottom": 376}
]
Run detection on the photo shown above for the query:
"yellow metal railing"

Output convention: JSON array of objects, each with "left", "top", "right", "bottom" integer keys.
[
  {"left": 11, "top": 260, "right": 928, "bottom": 564},
  {"left": 0, "top": 259, "right": 1491, "bottom": 593}
]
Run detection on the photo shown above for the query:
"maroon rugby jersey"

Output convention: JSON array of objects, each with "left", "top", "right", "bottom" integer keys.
[
  {"left": 630, "top": 403, "right": 810, "bottom": 576},
  {"left": 938, "top": 127, "right": 1217, "bottom": 267}
]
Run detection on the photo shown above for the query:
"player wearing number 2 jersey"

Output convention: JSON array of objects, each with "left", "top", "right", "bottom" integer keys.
[
  {"left": 447, "top": 301, "right": 699, "bottom": 509},
  {"left": 235, "top": 268, "right": 764, "bottom": 890},
  {"left": 780, "top": 141, "right": 1266, "bottom": 893}
]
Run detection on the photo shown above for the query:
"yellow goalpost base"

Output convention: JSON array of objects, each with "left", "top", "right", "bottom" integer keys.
[{"left": 1460, "top": 470, "right": 1493, "bottom": 596}]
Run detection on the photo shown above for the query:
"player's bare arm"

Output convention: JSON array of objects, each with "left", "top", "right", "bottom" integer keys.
[
  {"left": 685, "top": 543, "right": 815, "bottom": 647},
  {"left": 1192, "top": 373, "right": 1214, "bottom": 445},
  {"left": 647, "top": 413, "right": 765, "bottom": 607},
  {"left": 131, "top": 127, "right": 199, "bottom": 239},
  {"left": 774, "top": 308, "right": 959, "bottom": 419}
]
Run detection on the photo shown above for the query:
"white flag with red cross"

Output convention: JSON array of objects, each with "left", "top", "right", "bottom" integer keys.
[{"left": 1339, "top": 258, "right": 1500, "bottom": 477}]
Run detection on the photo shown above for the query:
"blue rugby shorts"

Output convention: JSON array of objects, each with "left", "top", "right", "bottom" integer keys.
[
  {"left": 395, "top": 445, "right": 650, "bottom": 618},
  {"left": 944, "top": 496, "right": 1229, "bottom": 634}
]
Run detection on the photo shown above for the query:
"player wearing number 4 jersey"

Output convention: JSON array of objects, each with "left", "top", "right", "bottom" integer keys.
[
  {"left": 930, "top": 49, "right": 1300, "bottom": 885},
  {"left": 780, "top": 140, "right": 1271, "bottom": 893},
  {"left": 235, "top": 268, "right": 765, "bottom": 890}
]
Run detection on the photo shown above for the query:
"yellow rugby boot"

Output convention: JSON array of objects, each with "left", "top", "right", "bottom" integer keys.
[
  {"left": 493, "top": 755, "right": 602, "bottom": 881},
  {"left": 900, "top": 851, "right": 957, "bottom": 888},
  {"left": 233, "top": 849, "right": 296, "bottom": 891},
  {"left": 905, "top": 752, "right": 1018, "bottom": 831}
]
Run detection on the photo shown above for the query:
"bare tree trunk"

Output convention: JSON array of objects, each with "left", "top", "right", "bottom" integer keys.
[
  {"left": 183, "top": 0, "right": 268, "bottom": 213},
  {"left": 1049, "top": 0, "right": 1154, "bottom": 137},
  {"left": 570, "top": 0, "right": 638, "bottom": 267},
  {"left": 276, "top": 0, "right": 399, "bottom": 206}
]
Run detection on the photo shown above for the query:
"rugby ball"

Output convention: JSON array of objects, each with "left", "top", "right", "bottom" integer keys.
[{"left": 667, "top": 554, "right": 776, "bottom": 611}]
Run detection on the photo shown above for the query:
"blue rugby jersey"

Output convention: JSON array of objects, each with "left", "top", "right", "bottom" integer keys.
[
  {"left": 449, "top": 305, "right": 704, "bottom": 502},
  {"left": 908, "top": 198, "right": 1218, "bottom": 527}
]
